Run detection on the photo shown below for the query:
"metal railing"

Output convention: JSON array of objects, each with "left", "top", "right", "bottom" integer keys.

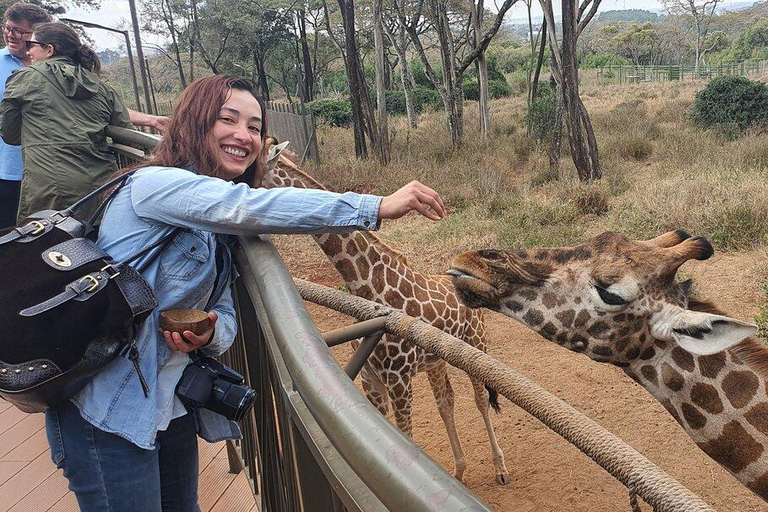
[{"left": 106, "top": 126, "right": 490, "bottom": 511}]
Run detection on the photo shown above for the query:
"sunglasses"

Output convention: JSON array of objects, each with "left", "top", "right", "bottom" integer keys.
[
  {"left": 25, "top": 40, "right": 47, "bottom": 50},
  {"left": 3, "top": 24, "right": 33, "bottom": 39}
]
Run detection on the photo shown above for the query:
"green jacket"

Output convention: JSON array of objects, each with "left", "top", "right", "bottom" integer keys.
[{"left": 0, "top": 56, "right": 131, "bottom": 220}]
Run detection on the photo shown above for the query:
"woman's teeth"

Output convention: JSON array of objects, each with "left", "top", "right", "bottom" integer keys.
[{"left": 223, "top": 146, "right": 246, "bottom": 157}]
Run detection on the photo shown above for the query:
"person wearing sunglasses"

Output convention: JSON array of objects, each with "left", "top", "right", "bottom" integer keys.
[
  {"left": 0, "top": 21, "right": 169, "bottom": 223},
  {"left": 0, "top": 2, "right": 51, "bottom": 229}
]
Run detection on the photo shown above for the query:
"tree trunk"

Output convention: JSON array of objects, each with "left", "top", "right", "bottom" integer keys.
[
  {"left": 297, "top": 9, "right": 315, "bottom": 101},
  {"left": 163, "top": 0, "right": 186, "bottom": 88},
  {"left": 253, "top": 51, "right": 270, "bottom": 101},
  {"left": 549, "top": 77, "right": 563, "bottom": 169},
  {"left": 338, "top": 0, "right": 377, "bottom": 158},
  {"left": 560, "top": 0, "right": 600, "bottom": 181},
  {"left": 430, "top": 0, "right": 463, "bottom": 146},
  {"left": 528, "top": 19, "right": 547, "bottom": 135},
  {"left": 385, "top": 23, "right": 417, "bottom": 128},
  {"left": 469, "top": 0, "right": 490, "bottom": 141},
  {"left": 373, "top": 0, "right": 391, "bottom": 164}
]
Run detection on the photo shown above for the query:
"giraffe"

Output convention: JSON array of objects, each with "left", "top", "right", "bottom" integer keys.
[
  {"left": 447, "top": 229, "right": 768, "bottom": 501},
  {"left": 262, "top": 141, "right": 510, "bottom": 484}
]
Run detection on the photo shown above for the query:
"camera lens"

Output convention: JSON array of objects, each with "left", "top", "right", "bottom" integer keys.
[{"left": 210, "top": 379, "right": 257, "bottom": 422}]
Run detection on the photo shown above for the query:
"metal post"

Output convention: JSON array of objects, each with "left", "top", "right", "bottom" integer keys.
[{"left": 128, "top": 0, "right": 154, "bottom": 115}]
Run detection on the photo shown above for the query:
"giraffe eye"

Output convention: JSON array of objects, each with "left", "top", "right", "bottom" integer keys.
[{"left": 596, "top": 286, "right": 628, "bottom": 306}]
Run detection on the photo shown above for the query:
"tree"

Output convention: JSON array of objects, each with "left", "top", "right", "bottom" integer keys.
[
  {"left": 540, "top": 0, "right": 602, "bottom": 181},
  {"left": 662, "top": 0, "right": 723, "bottom": 74},
  {"left": 335, "top": 0, "right": 378, "bottom": 158},
  {"left": 395, "top": 0, "right": 518, "bottom": 146},
  {"left": 372, "top": 0, "right": 390, "bottom": 164}
]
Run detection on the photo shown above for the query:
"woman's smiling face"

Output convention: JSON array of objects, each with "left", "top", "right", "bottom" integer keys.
[{"left": 207, "top": 88, "right": 263, "bottom": 180}]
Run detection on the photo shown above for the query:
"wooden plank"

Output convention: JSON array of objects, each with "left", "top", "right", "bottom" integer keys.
[
  {"left": 0, "top": 415, "right": 45, "bottom": 458},
  {"left": 0, "top": 401, "right": 12, "bottom": 414},
  {"left": 198, "top": 440, "right": 224, "bottom": 474},
  {"left": 46, "top": 492, "right": 78, "bottom": 512},
  {"left": 0, "top": 461, "right": 27, "bottom": 487},
  {"left": 0, "top": 452, "right": 56, "bottom": 511},
  {"left": 9, "top": 470, "right": 69, "bottom": 512},
  {"left": 210, "top": 471, "right": 256, "bottom": 512},
  {"left": 5, "top": 429, "right": 49, "bottom": 462},
  {"left": 197, "top": 456, "right": 236, "bottom": 512},
  {"left": 0, "top": 407, "right": 27, "bottom": 435}
]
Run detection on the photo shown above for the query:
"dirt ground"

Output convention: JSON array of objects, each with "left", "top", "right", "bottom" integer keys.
[{"left": 271, "top": 232, "right": 768, "bottom": 512}]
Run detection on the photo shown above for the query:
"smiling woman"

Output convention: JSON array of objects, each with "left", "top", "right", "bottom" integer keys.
[{"left": 34, "top": 74, "right": 448, "bottom": 512}]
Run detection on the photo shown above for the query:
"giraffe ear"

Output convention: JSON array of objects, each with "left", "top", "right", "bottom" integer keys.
[{"left": 668, "top": 310, "right": 757, "bottom": 355}]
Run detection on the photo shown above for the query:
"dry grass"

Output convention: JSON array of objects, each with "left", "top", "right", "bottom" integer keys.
[{"left": 307, "top": 79, "right": 768, "bottom": 254}]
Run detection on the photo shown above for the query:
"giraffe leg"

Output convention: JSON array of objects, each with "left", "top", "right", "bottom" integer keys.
[
  {"left": 426, "top": 364, "right": 467, "bottom": 483},
  {"left": 385, "top": 371, "right": 414, "bottom": 437},
  {"left": 470, "top": 376, "right": 511, "bottom": 485},
  {"left": 359, "top": 364, "right": 389, "bottom": 415}
]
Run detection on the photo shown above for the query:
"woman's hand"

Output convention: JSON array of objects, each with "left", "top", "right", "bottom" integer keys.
[
  {"left": 162, "top": 311, "right": 218, "bottom": 353},
  {"left": 378, "top": 180, "right": 446, "bottom": 221}
]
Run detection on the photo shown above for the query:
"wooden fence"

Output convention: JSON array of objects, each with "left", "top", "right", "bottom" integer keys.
[
  {"left": 265, "top": 101, "right": 319, "bottom": 163},
  {"left": 596, "top": 60, "right": 768, "bottom": 84}
]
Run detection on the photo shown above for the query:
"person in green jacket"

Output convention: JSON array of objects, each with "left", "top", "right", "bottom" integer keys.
[{"left": 0, "top": 22, "right": 137, "bottom": 221}]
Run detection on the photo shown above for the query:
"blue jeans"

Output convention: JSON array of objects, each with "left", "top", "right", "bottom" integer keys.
[{"left": 45, "top": 400, "right": 201, "bottom": 512}]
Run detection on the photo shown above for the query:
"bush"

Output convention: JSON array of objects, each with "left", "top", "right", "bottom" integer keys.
[
  {"left": 690, "top": 76, "right": 768, "bottom": 133},
  {"left": 526, "top": 84, "right": 557, "bottom": 144},
  {"left": 413, "top": 87, "right": 442, "bottom": 112},
  {"left": 489, "top": 79, "right": 512, "bottom": 99},
  {"left": 309, "top": 99, "right": 353, "bottom": 127},
  {"left": 463, "top": 79, "right": 512, "bottom": 101},
  {"left": 384, "top": 90, "right": 407, "bottom": 116}
]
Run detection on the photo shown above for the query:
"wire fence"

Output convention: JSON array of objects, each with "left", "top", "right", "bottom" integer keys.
[{"left": 596, "top": 60, "right": 768, "bottom": 84}]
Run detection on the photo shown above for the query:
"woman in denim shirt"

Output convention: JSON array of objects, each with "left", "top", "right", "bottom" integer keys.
[{"left": 45, "top": 75, "right": 446, "bottom": 512}]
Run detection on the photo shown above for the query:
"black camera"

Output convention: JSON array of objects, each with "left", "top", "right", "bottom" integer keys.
[{"left": 176, "top": 351, "right": 256, "bottom": 422}]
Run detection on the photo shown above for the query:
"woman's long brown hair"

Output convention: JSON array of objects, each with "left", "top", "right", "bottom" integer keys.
[{"left": 141, "top": 75, "right": 268, "bottom": 187}]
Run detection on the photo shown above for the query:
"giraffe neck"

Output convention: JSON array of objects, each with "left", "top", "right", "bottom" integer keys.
[
  {"left": 266, "top": 158, "right": 415, "bottom": 300},
  {"left": 627, "top": 338, "right": 768, "bottom": 499}
]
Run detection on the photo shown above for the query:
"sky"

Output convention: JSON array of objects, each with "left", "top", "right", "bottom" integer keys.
[{"left": 65, "top": 0, "right": 743, "bottom": 51}]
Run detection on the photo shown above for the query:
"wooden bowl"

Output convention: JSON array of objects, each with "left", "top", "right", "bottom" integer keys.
[{"left": 159, "top": 309, "right": 211, "bottom": 336}]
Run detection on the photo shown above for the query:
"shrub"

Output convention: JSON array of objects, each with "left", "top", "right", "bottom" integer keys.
[
  {"left": 463, "top": 78, "right": 512, "bottom": 101},
  {"left": 617, "top": 136, "right": 654, "bottom": 161},
  {"left": 489, "top": 79, "right": 512, "bottom": 99},
  {"left": 463, "top": 78, "right": 480, "bottom": 101},
  {"left": 526, "top": 84, "right": 557, "bottom": 144},
  {"left": 309, "top": 99, "right": 353, "bottom": 127},
  {"left": 384, "top": 90, "right": 407, "bottom": 116},
  {"left": 690, "top": 76, "right": 768, "bottom": 133},
  {"left": 413, "top": 87, "right": 442, "bottom": 112}
]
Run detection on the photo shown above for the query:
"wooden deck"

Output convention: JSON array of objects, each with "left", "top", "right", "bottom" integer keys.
[{"left": 0, "top": 400, "right": 258, "bottom": 512}]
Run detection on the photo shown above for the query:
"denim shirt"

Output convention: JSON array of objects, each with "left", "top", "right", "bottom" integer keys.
[
  {"left": 70, "top": 166, "right": 382, "bottom": 449},
  {"left": 0, "top": 48, "right": 24, "bottom": 181}
]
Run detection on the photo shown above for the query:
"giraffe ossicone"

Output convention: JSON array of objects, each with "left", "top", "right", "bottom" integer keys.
[
  {"left": 263, "top": 139, "right": 511, "bottom": 485},
  {"left": 449, "top": 230, "right": 768, "bottom": 501}
]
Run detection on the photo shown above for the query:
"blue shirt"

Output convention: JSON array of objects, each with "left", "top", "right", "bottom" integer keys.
[
  {"left": 0, "top": 48, "right": 23, "bottom": 181},
  {"left": 72, "top": 166, "right": 382, "bottom": 449}
]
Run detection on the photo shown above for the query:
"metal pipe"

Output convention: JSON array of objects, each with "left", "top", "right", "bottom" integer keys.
[
  {"left": 344, "top": 331, "right": 384, "bottom": 379},
  {"left": 322, "top": 317, "right": 387, "bottom": 347}
]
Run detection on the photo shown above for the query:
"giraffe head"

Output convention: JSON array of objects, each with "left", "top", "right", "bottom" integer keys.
[
  {"left": 261, "top": 137, "right": 324, "bottom": 191},
  {"left": 448, "top": 230, "right": 757, "bottom": 367}
]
